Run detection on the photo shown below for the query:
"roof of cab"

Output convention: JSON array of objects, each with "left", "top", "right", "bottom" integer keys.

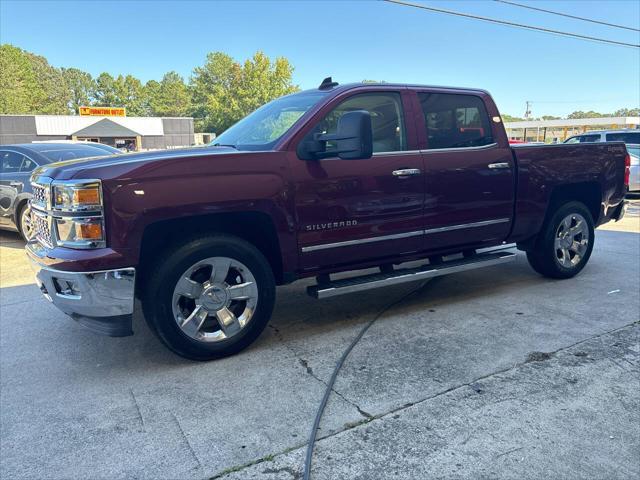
[{"left": 301, "top": 81, "right": 491, "bottom": 97}]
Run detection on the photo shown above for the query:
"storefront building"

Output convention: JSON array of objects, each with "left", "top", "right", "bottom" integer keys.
[{"left": 0, "top": 113, "right": 195, "bottom": 151}]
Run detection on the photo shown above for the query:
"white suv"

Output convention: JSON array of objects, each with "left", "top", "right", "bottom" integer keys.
[{"left": 564, "top": 129, "right": 640, "bottom": 144}]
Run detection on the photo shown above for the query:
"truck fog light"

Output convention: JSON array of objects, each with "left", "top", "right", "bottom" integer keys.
[{"left": 53, "top": 278, "right": 79, "bottom": 296}]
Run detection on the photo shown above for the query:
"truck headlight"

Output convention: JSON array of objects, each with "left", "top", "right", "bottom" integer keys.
[
  {"left": 50, "top": 180, "right": 105, "bottom": 249},
  {"left": 55, "top": 217, "right": 105, "bottom": 248},
  {"left": 52, "top": 181, "right": 102, "bottom": 211}
]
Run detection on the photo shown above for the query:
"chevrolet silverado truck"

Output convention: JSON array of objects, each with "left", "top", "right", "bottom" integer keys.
[{"left": 27, "top": 79, "right": 630, "bottom": 360}]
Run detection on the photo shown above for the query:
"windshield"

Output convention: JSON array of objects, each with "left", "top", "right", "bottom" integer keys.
[{"left": 211, "top": 91, "right": 327, "bottom": 151}]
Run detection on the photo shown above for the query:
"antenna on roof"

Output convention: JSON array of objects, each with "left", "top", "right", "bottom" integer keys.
[{"left": 319, "top": 77, "right": 339, "bottom": 90}]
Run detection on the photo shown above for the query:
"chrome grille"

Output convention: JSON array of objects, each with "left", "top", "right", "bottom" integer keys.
[
  {"left": 31, "top": 183, "right": 48, "bottom": 209},
  {"left": 32, "top": 212, "right": 53, "bottom": 248}
]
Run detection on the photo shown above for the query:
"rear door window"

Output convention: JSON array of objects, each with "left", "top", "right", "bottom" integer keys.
[
  {"left": 19, "top": 156, "right": 38, "bottom": 172},
  {"left": 419, "top": 93, "right": 494, "bottom": 149},
  {"left": 0, "top": 151, "right": 26, "bottom": 173},
  {"left": 605, "top": 132, "right": 640, "bottom": 144}
]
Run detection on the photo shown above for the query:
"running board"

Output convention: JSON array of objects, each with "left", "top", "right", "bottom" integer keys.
[{"left": 307, "top": 251, "right": 517, "bottom": 299}]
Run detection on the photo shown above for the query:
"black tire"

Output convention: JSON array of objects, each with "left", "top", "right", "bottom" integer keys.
[
  {"left": 142, "top": 234, "right": 276, "bottom": 360},
  {"left": 18, "top": 203, "right": 33, "bottom": 241},
  {"left": 526, "top": 201, "right": 595, "bottom": 279}
]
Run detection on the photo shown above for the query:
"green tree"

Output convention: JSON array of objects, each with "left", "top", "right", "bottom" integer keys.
[
  {"left": 191, "top": 51, "right": 298, "bottom": 133},
  {"left": 0, "top": 44, "right": 38, "bottom": 113},
  {"left": 501, "top": 114, "right": 524, "bottom": 122},
  {"left": 115, "top": 74, "right": 148, "bottom": 116},
  {"left": 147, "top": 71, "right": 191, "bottom": 117},
  {"left": 613, "top": 108, "right": 640, "bottom": 117},
  {"left": 567, "top": 110, "right": 604, "bottom": 119},
  {"left": 0, "top": 44, "right": 68, "bottom": 114},
  {"left": 94, "top": 73, "right": 149, "bottom": 116},
  {"left": 62, "top": 67, "right": 95, "bottom": 114},
  {"left": 541, "top": 115, "right": 561, "bottom": 120},
  {"left": 94, "top": 72, "right": 119, "bottom": 106},
  {"left": 25, "top": 51, "right": 69, "bottom": 114}
]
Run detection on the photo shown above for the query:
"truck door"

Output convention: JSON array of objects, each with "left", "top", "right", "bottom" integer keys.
[
  {"left": 289, "top": 89, "right": 425, "bottom": 270},
  {"left": 414, "top": 91, "right": 515, "bottom": 251}
]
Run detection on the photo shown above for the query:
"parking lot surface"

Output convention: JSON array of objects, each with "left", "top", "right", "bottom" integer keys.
[{"left": 1, "top": 207, "right": 639, "bottom": 480}]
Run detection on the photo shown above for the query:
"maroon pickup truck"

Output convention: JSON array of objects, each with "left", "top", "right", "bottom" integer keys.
[{"left": 27, "top": 79, "right": 630, "bottom": 360}]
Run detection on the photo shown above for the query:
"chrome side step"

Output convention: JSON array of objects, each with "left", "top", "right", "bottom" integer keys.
[{"left": 307, "top": 251, "right": 517, "bottom": 299}]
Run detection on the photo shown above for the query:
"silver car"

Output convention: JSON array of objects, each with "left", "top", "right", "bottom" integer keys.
[
  {"left": 627, "top": 145, "right": 640, "bottom": 193},
  {"left": 564, "top": 129, "right": 640, "bottom": 145}
]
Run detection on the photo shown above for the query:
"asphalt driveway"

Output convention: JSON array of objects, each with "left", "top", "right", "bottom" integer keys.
[{"left": 1, "top": 212, "right": 639, "bottom": 479}]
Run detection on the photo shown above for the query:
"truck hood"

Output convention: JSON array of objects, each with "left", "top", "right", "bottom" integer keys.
[{"left": 34, "top": 146, "right": 240, "bottom": 180}]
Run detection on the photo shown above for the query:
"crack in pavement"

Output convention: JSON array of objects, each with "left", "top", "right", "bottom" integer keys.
[
  {"left": 268, "top": 324, "right": 373, "bottom": 419},
  {"left": 129, "top": 388, "right": 145, "bottom": 431},
  {"left": 172, "top": 413, "right": 202, "bottom": 470},
  {"left": 210, "top": 319, "right": 640, "bottom": 479}
]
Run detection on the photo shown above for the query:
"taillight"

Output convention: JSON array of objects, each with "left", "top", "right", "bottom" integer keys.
[{"left": 624, "top": 153, "right": 630, "bottom": 187}]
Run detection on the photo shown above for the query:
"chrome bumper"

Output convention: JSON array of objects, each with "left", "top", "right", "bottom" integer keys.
[{"left": 27, "top": 243, "right": 135, "bottom": 337}]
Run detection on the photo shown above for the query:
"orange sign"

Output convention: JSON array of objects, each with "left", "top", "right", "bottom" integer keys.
[{"left": 79, "top": 106, "right": 126, "bottom": 117}]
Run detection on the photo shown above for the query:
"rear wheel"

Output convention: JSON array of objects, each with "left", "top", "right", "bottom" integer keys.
[
  {"left": 526, "top": 201, "right": 594, "bottom": 279},
  {"left": 143, "top": 234, "right": 276, "bottom": 360},
  {"left": 18, "top": 204, "right": 33, "bottom": 241}
]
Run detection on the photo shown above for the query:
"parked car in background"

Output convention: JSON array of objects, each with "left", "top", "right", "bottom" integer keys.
[
  {"left": 30, "top": 140, "right": 123, "bottom": 155},
  {"left": 563, "top": 130, "right": 639, "bottom": 194},
  {"left": 628, "top": 144, "right": 640, "bottom": 193},
  {"left": 0, "top": 143, "right": 120, "bottom": 239},
  {"left": 564, "top": 129, "right": 640, "bottom": 145}
]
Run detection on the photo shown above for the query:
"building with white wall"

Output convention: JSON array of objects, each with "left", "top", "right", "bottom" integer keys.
[{"left": 0, "top": 114, "right": 194, "bottom": 150}]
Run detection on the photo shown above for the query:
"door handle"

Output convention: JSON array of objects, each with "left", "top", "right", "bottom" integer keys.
[
  {"left": 392, "top": 168, "right": 421, "bottom": 178},
  {"left": 9, "top": 181, "right": 22, "bottom": 187},
  {"left": 488, "top": 162, "right": 510, "bottom": 170}
]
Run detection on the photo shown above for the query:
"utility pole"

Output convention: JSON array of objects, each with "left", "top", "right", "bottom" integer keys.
[{"left": 524, "top": 101, "right": 532, "bottom": 120}]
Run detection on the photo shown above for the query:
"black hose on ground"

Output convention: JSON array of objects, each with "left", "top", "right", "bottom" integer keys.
[{"left": 302, "top": 280, "right": 431, "bottom": 480}]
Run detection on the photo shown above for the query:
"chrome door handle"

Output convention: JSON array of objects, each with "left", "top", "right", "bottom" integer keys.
[
  {"left": 392, "top": 168, "right": 421, "bottom": 177},
  {"left": 9, "top": 181, "right": 22, "bottom": 187},
  {"left": 488, "top": 162, "right": 510, "bottom": 169}
]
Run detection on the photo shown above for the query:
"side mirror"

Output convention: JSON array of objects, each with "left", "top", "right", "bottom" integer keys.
[{"left": 298, "top": 110, "right": 373, "bottom": 160}]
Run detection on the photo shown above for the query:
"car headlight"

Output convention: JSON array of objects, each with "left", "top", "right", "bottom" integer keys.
[{"left": 52, "top": 181, "right": 102, "bottom": 211}]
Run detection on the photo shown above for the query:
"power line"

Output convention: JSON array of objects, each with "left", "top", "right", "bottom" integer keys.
[
  {"left": 494, "top": 0, "right": 640, "bottom": 33},
  {"left": 383, "top": 0, "right": 640, "bottom": 49}
]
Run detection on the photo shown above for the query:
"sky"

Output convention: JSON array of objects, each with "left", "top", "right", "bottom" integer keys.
[{"left": 1, "top": 0, "right": 639, "bottom": 117}]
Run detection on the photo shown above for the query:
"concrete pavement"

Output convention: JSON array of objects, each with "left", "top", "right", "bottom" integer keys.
[{"left": 1, "top": 215, "right": 638, "bottom": 479}]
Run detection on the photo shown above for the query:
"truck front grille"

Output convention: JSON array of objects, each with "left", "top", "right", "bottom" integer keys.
[
  {"left": 31, "top": 183, "right": 48, "bottom": 209},
  {"left": 32, "top": 212, "right": 53, "bottom": 248},
  {"left": 30, "top": 178, "right": 54, "bottom": 248}
]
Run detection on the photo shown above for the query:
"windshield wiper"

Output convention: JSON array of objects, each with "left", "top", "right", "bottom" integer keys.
[{"left": 211, "top": 143, "right": 237, "bottom": 149}]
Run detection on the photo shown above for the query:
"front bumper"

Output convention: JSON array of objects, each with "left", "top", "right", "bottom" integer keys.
[{"left": 27, "top": 242, "right": 135, "bottom": 337}]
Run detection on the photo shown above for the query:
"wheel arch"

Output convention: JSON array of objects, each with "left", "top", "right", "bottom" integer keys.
[
  {"left": 518, "top": 181, "right": 601, "bottom": 251},
  {"left": 14, "top": 196, "right": 31, "bottom": 234},
  {"left": 138, "top": 211, "right": 286, "bottom": 286}
]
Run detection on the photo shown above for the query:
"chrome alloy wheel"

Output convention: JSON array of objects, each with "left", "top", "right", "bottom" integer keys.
[
  {"left": 172, "top": 257, "right": 259, "bottom": 342},
  {"left": 554, "top": 213, "right": 589, "bottom": 268},
  {"left": 20, "top": 206, "right": 33, "bottom": 240}
]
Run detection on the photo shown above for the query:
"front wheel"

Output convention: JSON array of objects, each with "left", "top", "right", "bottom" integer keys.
[
  {"left": 142, "top": 234, "right": 276, "bottom": 360},
  {"left": 526, "top": 201, "right": 595, "bottom": 279}
]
